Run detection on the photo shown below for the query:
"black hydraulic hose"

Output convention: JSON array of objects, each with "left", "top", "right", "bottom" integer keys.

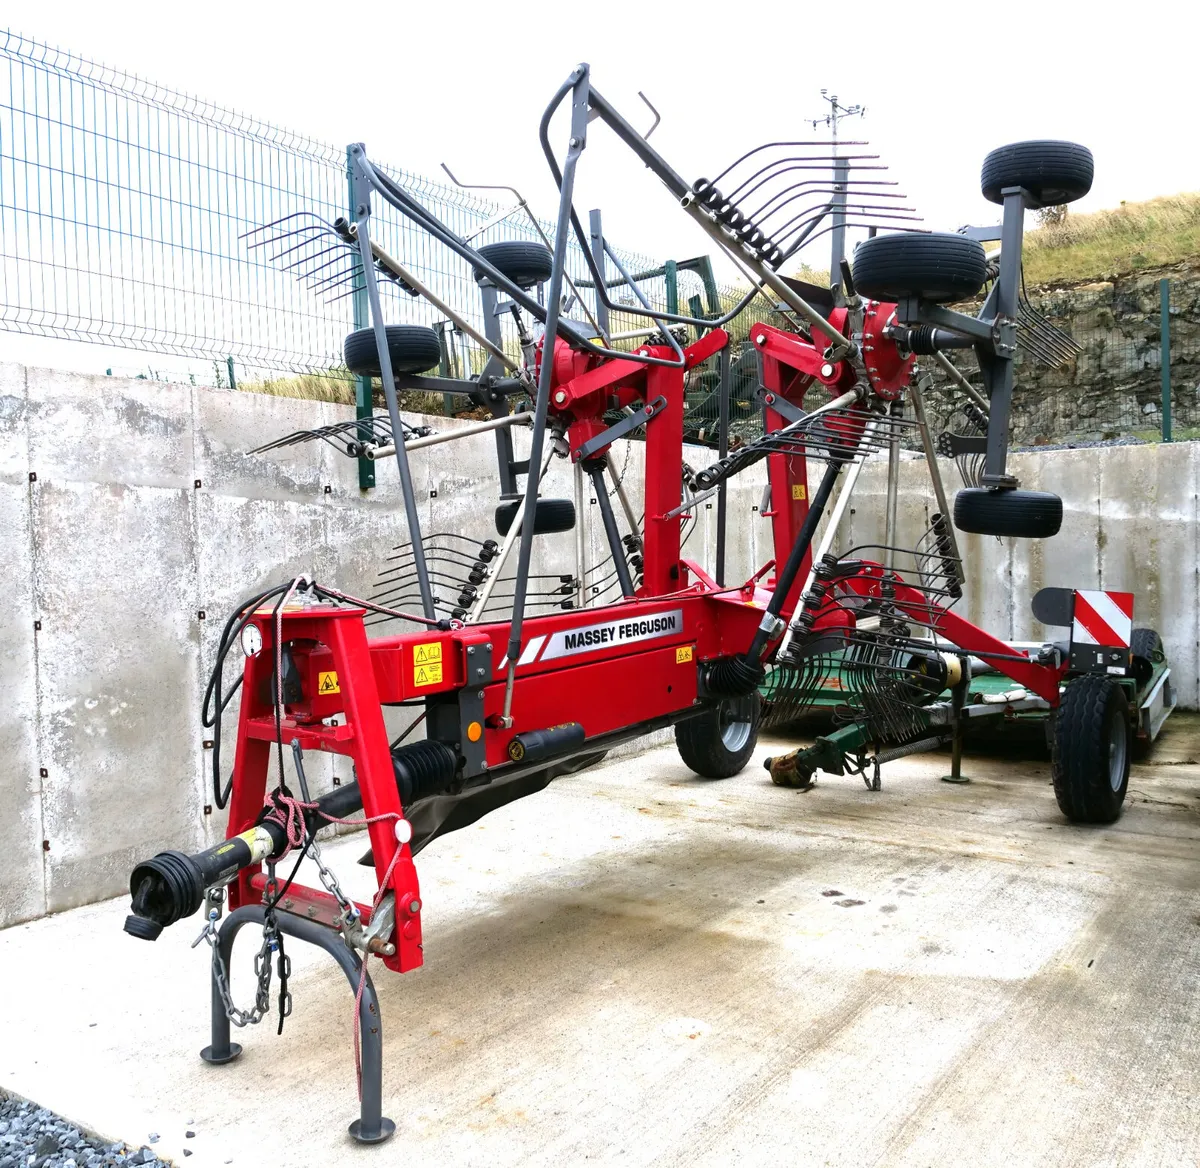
[
  {"left": 203, "top": 582, "right": 293, "bottom": 810},
  {"left": 744, "top": 458, "right": 843, "bottom": 662}
]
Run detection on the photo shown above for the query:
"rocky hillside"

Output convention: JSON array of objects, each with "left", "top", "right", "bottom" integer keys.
[{"left": 928, "top": 261, "right": 1199, "bottom": 446}]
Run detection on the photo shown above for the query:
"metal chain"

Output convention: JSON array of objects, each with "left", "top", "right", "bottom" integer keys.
[
  {"left": 308, "top": 836, "right": 361, "bottom": 930},
  {"left": 191, "top": 888, "right": 276, "bottom": 1027}
]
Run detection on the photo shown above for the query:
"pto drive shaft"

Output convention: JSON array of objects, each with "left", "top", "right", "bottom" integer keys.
[{"left": 124, "top": 740, "right": 457, "bottom": 940}]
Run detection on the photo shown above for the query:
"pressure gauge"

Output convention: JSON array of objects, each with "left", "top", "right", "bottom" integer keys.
[{"left": 241, "top": 623, "right": 263, "bottom": 658}]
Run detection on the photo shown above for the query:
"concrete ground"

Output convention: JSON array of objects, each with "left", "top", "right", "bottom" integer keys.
[{"left": 2, "top": 717, "right": 1199, "bottom": 1168}]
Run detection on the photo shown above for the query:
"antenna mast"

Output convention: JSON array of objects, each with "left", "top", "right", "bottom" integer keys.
[{"left": 808, "top": 91, "right": 866, "bottom": 286}]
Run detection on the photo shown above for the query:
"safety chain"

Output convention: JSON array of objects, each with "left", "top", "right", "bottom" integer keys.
[
  {"left": 191, "top": 883, "right": 294, "bottom": 1029},
  {"left": 309, "top": 835, "right": 360, "bottom": 930},
  {"left": 191, "top": 888, "right": 272, "bottom": 1027}
]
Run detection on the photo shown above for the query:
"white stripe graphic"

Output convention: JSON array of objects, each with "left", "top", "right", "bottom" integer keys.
[
  {"left": 518, "top": 635, "right": 546, "bottom": 665},
  {"left": 1076, "top": 590, "right": 1133, "bottom": 647}
]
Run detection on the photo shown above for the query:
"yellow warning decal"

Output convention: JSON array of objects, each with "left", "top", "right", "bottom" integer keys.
[
  {"left": 791, "top": 484, "right": 807, "bottom": 501},
  {"left": 413, "top": 642, "right": 443, "bottom": 687},
  {"left": 318, "top": 671, "right": 340, "bottom": 695},
  {"left": 676, "top": 645, "right": 694, "bottom": 664}
]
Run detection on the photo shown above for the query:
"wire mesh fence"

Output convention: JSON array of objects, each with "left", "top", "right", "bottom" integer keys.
[
  {"left": 2, "top": 29, "right": 1195, "bottom": 449},
  {"left": 0, "top": 30, "right": 764, "bottom": 409}
]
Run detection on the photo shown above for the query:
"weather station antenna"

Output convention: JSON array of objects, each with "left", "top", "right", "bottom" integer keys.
[{"left": 808, "top": 91, "right": 866, "bottom": 282}]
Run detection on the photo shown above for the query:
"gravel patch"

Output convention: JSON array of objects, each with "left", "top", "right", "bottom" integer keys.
[{"left": 0, "top": 1093, "right": 170, "bottom": 1168}]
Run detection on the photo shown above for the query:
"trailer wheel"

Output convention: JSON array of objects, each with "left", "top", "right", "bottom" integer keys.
[
  {"left": 954, "top": 487, "right": 1063, "bottom": 538},
  {"left": 344, "top": 325, "right": 442, "bottom": 377},
  {"left": 676, "top": 692, "right": 760, "bottom": 779},
  {"left": 473, "top": 241, "right": 554, "bottom": 289},
  {"left": 981, "top": 140, "right": 1094, "bottom": 206},
  {"left": 1051, "top": 674, "right": 1131, "bottom": 824},
  {"left": 850, "top": 232, "right": 987, "bottom": 304},
  {"left": 1129, "top": 627, "right": 1164, "bottom": 687}
]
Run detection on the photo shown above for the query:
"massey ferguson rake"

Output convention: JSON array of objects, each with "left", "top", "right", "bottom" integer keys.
[{"left": 122, "top": 65, "right": 1174, "bottom": 1143}]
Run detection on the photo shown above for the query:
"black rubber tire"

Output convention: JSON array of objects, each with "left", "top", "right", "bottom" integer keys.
[
  {"left": 1129, "top": 627, "right": 1164, "bottom": 689},
  {"left": 343, "top": 326, "right": 441, "bottom": 377},
  {"left": 981, "top": 140, "right": 1094, "bottom": 207},
  {"left": 675, "top": 692, "right": 761, "bottom": 779},
  {"left": 1130, "top": 628, "right": 1163, "bottom": 661},
  {"left": 1052, "top": 674, "right": 1131, "bottom": 823},
  {"left": 494, "top": 497, "right": 576, "bottom": 536},
  {"left": 953, "top": 487, "right": 1063, "bottom": 538},
  {"left": 851, "top": 232, "right": 987, "bottom": 304},
  {"left": 473, "top": 241, "right": 554, "bottom": 289}
]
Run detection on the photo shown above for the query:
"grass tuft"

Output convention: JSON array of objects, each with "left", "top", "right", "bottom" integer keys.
[{"left": 1023, "top": 193, "right": 1200, "bottom": 285}]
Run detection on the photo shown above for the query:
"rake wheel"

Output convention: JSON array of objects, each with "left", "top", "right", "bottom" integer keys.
[
  {"left": 344, "top": 325, "right": 442, "bottom": 377},
  {"left": 981, "top": 140, "right": 1093, "bottom": 207},
  {"left": 851, "top": 233, "right": 987, "bottom": 304}
]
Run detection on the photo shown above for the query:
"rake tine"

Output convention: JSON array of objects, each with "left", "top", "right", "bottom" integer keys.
[
  {"left": 238, "top": 210, "right": 334, "bottom": 243},
  {"left": 713, "top": 141, "right": 871, "bottom": 189},
  {"left": 304, "top": 260, "right": 361, "bottom": 294},
  {"left": 728, "top": 157, "right": 888, "bottom": 205},
  {"left": 279, "top": 239, "right": 351, "bottom": 274},
  {"left": 250, "top": 223, "right": 335, "bottom": 255},
  {"left": 751, "top": 184, "right": 910, "bottom": 232}
]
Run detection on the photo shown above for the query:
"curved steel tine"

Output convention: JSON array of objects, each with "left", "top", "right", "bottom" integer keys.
[
  {"left": 278, "top": 239, "right": 353, "bottom": 273},
  {"left": 291, "top": 248, "right": 357, "bottom": 284},
  {"left": 257, "top": 232, "right": 339, "bottom": 267},
  {"left": 726, "top": 153, "right": 881, "bottom": 202},
  {"left": 290, "top": 246, "right": 355, "bottom": 280},
  {"left": 301, "top": 253, "right": 359, "bottom": 287},
  {"left": 710, "top": 139, "right": 865, "bottom": 186},
  {"left": 269, "top": 234, "right": 348, "bottom": 269},
  {"left": 774, "top": 203, "right": 921, "bottom": 248},
  {"left": 776, "top": 213, "right": 927, "bottom": 263},
  {"left": 306, "top": 264, "right": 362, "bottom": 296},
  {"left": 774, "top": 204, "right": 922, "bottom": 250},
  {"left": 756, "top": 187, "right": 911, "bottom": 233},
  {"left": 746, "top": 175, "right": 898, "bottom": 224},
  {"left": 240, "top": 211, "right": 336, "bottom": 245},
  {"left": 725, "top": 155, "right": 839, "bottom": 201},
  {"left": 326, "top": 284, "right": 367, "bottom": 303}
]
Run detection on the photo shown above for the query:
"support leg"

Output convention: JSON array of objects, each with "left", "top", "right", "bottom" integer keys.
[
  {"left": 941, "top": 656, "right": 972, "bottom": 784},
  {"left": 198, "top": 905, "right": 395, "bottom": 1145}
]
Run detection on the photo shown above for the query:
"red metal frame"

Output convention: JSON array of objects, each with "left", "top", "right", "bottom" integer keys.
[{"left": 223, "top": 310, "right": 1071, "bottom": 976}]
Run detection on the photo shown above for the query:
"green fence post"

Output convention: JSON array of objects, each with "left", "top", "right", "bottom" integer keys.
[
  {"left": 348, "top": 147, "right": 376, "bottom": 490},
  {"left": 664, "top": 259, "right": 678, "bottom": 316},
  {"left": 1160, "top": 278, "right": 1172, "bottom": 443},
  {"left": 226, "top": 357, "right": 237, "bottom": 392}
]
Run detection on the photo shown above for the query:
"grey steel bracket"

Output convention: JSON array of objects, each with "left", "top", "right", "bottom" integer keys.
[
  {"left": 573, "top": 395, "right": 667, "bottom": 461},
  {"left": 957, "top": 224, "right": 1003, "bottom": 242},
  {"left": 753, "top": 383, "right": 806, "bottom": 425},
  {"left": 937, "top": 431, "right": 988, "bottom": 458},
  {"left": 199, "top": 905, "right": 395, "bottom": 1145}
]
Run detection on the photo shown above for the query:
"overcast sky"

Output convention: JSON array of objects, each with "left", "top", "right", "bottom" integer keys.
[{"left": 4, "top": 0, "right": 1196, "bottom": 377}]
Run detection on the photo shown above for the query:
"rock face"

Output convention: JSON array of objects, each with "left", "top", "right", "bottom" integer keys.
[{"left": 931, "top": 262, "right": 1200, "bottom": 445}]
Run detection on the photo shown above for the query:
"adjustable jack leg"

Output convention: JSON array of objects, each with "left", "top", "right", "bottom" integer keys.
[
  {"left": 199, "top": 904, "right": 395, "bottom": 1145},
  {"left": 941, "top": 655, "right": 972, "bottom": 785}
]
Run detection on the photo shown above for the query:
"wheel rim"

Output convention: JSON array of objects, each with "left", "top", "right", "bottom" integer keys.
[
  {"left": 719, "top": 700, "right": 751, "bottom": 753},
  {"left": 1108, "top": 705, "right": 1128, "bottom": 792}
]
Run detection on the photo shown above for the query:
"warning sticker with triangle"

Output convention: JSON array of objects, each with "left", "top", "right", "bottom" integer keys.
[
  {"left": 413, "top": 642, "right": 443, "bottom": 666},
  {"left": 318, "top": 671, "right": 340, "bottom": 695}
]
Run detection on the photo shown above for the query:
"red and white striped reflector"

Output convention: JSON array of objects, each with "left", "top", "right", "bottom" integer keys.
[{"left": 1072, "top": 590, "right": 1133, "bottom": 648}]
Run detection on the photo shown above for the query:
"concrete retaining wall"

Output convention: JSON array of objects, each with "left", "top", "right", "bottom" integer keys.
[{"left": 1, "top": 362, "right": 1196, "bottom": 927}]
